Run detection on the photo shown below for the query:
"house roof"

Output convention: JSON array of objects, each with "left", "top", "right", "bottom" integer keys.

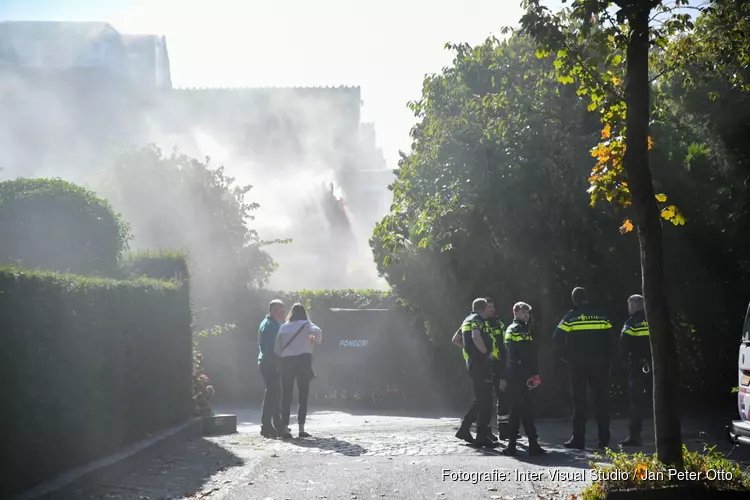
[{"left": 0, "top": 21, "right": 119, "bottom": 42}]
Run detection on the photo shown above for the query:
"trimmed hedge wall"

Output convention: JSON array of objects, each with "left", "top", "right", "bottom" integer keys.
[
  {"left": 123, "top": 249, "right": 190, "bottom": 281},
  {"left": 0, "top": 266, "right": 192, "bottom": 497}
]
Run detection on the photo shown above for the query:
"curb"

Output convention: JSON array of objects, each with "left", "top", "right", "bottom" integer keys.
[{"left": 12, "top": 417, "right": 203, "bottom": 500}]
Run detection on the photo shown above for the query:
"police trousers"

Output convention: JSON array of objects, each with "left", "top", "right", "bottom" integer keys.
[
  {"left": 569, "top": 361, "right": 610, "bottom": 444},
  {"left": 461, "top": 364, "right": 493, "bottom": 434},
  {"left": 507, "top": 376, "right": 537, "bottom": 443},
  {"left": 628, "top": 362, "right": 652, "bottom": 437},
  {"left": 462, "top": 369, "right": 508, "bottom": 435}
]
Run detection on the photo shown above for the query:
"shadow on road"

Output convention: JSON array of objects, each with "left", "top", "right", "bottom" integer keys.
[
  {"left": 512, "top": 443, "right": 595, "bottom": 469},
  {"left": 70, "top": 438, "right": 244, "bottom": 500},
  {"left": 286, "top": 435, "right": 368, "bottom": 457}
]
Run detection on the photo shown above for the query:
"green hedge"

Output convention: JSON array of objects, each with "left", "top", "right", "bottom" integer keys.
[
  {"left": 0, "top": 178, "right": 131, "bottom": 276},
  {"left": 0, "top": 266, "right": 192, "bottom": 497},
  {"left": 123, "top": 249, "right": 190, "bottom": 281}
]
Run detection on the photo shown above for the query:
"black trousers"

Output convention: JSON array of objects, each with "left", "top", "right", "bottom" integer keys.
[
  {"left": 460, "top": 364, "right": 493, "bottom": 434},
  {"left": 492, "top": 368, "right": 510, "bottom": 435},
  {"left": 628, "top": 363, "right": 652, "bottom": 437},
  {"left": 569, "top": 362, "right": 610, "bottom": 443},
  {"left": 281, "top": 354, "right": 313, "bottom": 428},
  {"left": 507, "top": 377, "right": 537, "bottom": 443},
  {"left": 259, "top": 361, "right": 282, "bottom": 431}
]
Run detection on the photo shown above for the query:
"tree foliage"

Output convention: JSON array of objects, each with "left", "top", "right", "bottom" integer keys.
[
  {"left": 0, "top": 178, "right": 131, "bottom": 275},
  {"left": 96, "top": 145, "right": 284, "bottom": 328},
  {"left": 371, "top": 2, "right": 750, "bottom": 423}
]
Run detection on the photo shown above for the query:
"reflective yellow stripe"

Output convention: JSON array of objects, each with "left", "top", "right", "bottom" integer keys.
[
  {"left": 624, "top": 326, "right": 650, "bottom": 337},
  {"left": 504, "top": 331, "right": 533, "bottom": 342},
  {"left": 559, "top": 319, "right": 612, "bottom": 332},
  {"left": 462, "top": 348, "right": 469, "bottom": 361}
]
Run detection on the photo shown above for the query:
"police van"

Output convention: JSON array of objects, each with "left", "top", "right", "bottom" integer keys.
[{"left": 728, "top": 302, "right": 750, "bottom": 446}]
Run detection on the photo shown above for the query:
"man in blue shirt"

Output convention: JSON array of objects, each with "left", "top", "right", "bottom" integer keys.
[{"left": 258, "top": 299, "right": 286, "bottom": 438}]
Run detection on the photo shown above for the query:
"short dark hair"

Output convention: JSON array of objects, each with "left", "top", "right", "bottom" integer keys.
[
  {"left": 572, "top": 287, "right": 588, "bottom": 306},
  {"left": 472, "top": 298, "right": 488, "bottom": 313},
  {"left": 287, "top": 303, "right": 309, "bottom": 322},
  {"left": 269, "top": 299, "right": 284, "bottom": 314}
]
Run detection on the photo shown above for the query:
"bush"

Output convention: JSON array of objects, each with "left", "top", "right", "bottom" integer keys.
[
  {"left": 0, "top": 266, "right": 192, "bottom": 497},
  {"left": 0, "top": 178, "right": 131, "bottom": 276},
  {"left": 581, "top": 446, "right": 750, "bottom": 499},
  {"left": 123, "top": 249, "right": 190, "bottom": 281}
]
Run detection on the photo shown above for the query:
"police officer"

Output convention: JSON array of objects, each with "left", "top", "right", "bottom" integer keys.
[
  {"left": 619, "top": 294, "right": 651, "bottom": 447},
  {"left": 454, "top": 298, "right": 497, "bottom": 447},
  {"left": 553, "top": 287, "right": 615, "bottom": 449},
  {"left": 501, "top": 302, "right": 545, "bottom": 456},
  {"left": 484, "top": 298, "right": 514, "bottom": 442},
  {"left": 452, "top": 300, "right": 501, "bottom": 443}
]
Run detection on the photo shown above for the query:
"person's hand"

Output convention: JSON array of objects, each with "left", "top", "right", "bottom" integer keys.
[
  {"left": 486, "top": 352, "right": 497, "bottom": 361},
  {"left": 498, "top": 379, "right": 507, "bottom": 392},
  {"left": 527, "top": 375, "right": 541, "bottom": 390}
]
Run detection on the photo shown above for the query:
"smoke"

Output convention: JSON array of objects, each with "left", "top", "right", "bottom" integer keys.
[{"left": 0, "top": 41, "right": 390, "bottom": 291}]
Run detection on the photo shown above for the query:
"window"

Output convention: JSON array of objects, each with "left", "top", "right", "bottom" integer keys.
[{"left": 743, "top": 302, "right": 750, "bottom": 342}]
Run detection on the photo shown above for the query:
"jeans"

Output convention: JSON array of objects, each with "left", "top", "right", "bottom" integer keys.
[
  {"left": 281, "top": 353, "right": 313, "bottom": 428},
  {"left": 259, "top": 361, "right": 282, "bottom": 431}
]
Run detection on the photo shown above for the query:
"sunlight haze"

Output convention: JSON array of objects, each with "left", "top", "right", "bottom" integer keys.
[{"left": 0, "top": 0, "right": 550, "bottom": 167}]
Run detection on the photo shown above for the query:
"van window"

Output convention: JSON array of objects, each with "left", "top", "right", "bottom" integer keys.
[{"left": 744, "top": 303, "right": 750, "bottom": 342}]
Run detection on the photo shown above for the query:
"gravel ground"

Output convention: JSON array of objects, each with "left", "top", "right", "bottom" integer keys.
[{"left": 67, "top": 407, "right": 750, "bottom": 500}]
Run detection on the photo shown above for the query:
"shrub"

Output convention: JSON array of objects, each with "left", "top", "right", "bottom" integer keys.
[
  {"left": 581, "top": 446, "right": 750, "bottom": 499},
  {"left": 123, "top": 249, "right": 190, "bottom": 281},
  {"left": 0, "top": 266, "right": 192, "bottom": 497},
  {"left": 0, "top": 178, "right": 131, "bottom": 276}
]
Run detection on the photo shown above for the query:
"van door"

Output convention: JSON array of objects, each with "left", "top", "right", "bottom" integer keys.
[{"left": 739, "top": 303, "right": 750, "bottom": 421}]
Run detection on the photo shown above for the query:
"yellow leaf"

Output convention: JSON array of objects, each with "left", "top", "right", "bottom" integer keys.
[
  {"left": 647, "top": 136, "right": 654, "bottom": 150},
  {"left": 587, "top": 101, "right": 598, "bottom": 112},
  {"left": 620, "top": 219, "right": 634, "bottom": 234},
  {"left": 612, "top": 76, "right": 621, "bottom": 86},
  {"left": 655, "top": 193, "right": 668, "bottom": 203},
  {"left": 601, "top": 123, "right": 612, "bottom": 139},
  {"left": 661, "top": 205, "right": 676, "bottom": 220}
]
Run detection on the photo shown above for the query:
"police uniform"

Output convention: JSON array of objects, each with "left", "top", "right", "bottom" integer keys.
[
  {"left": 456, "top": 312, "right": 495, "bottom": 445},
  {"left": 502, "top": 318, "right": 544, "bottom": 455},
  {"left": 620, "top": 309, "right": 652, "bottom": 443},
  {"left": 487, "top": 317, "right": 511, "bottom": 439},
  {"left": 553, "top": 304, "right": 615, "bottom": 448}
]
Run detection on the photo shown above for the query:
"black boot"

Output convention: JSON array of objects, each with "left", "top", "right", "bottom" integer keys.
[
  {"left": 474, "top": 428, "right": 499, "bottom": 447},
  {"left": 260, "top": 426, "right": 278, "bottom": 438},
  {"left": 455, "top": 424, "right": 475, "bottom": 443},
  {"left": 502, "top": 441, "right": 517, "bottom": 456},
  {"left": 563, "top": 437, "right": 585, "bottom": 450},
  {"left": 619, "top": 436, "right": 641, "bottom": 447},
  {"left": 528, "top": 440, "right": 546, "bottom": 456}
]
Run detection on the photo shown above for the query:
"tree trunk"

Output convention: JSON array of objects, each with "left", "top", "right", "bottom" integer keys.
[{"left": 623, "top": 3, "right": 684, "bottom": 467}]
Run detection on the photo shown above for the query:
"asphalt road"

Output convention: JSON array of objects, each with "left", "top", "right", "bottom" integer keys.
[{"left": 70, "top": 408, "right": 748, "bottom": 500}]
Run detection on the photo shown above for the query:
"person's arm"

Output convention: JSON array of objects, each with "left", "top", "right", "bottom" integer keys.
[
  {"left": 274, "top": 328, "right": 283, "bottom": 356},
  {"left": 471, "top": 326, "right": 491, "bottom": 357},
  {"left": 259, "top": 323, "right": 273, "bottom": 359},
  {"left": 308, "top": 322, "right": 323, "bottom": 344},
  {"left": 451, "top": 328, "right": 463, "bottom": 347}
]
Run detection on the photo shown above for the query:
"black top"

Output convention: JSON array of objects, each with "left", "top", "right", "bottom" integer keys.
[
  {"left": 620, "top": 309, "right": 651, "bottom": 364},
  {"left": 504, "top": 319, "right": 538, "bottom": 380},
  {"left": 553, "top": 303, "right": 615, "bottom": 364}
]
